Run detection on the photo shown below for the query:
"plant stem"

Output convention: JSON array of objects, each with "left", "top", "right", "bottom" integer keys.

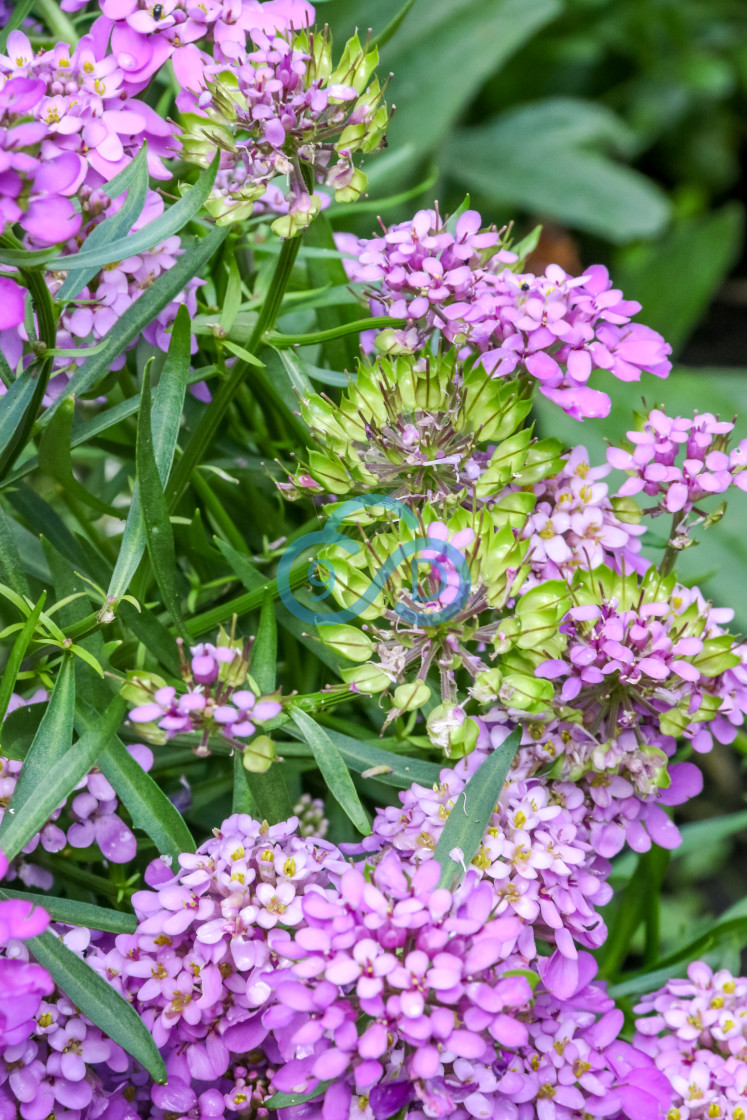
[
  {"left": 659, "top": 511, "right": 685, "bottom": 577},
  {"left": 167, "top": 235, "right": 302, "bottom": 508}
]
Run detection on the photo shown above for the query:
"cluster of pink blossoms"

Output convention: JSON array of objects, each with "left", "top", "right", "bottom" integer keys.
[
  {"left": 0, "top": 30, "right": 172, "bottom": 196},
  {"left": 128, "top": 638, "right": 282, "bottom": 751},
  {"left": 60, "top": 0, "right": 315, "bottom": 92},
  {"left": 74, "top": 811, "right": 672, "bottom": 1120},
  {"left": 1, "top": 693, "right": 152, "bottom": 888},
  {"left": 520, "top": 446, "right": 645, "bottom": 584},
  {"left": 634, "top": 961, "right": 747, "bottom": 1120},
  {"left": 348, "top": 208, "right": 672, "bottom": 419},
  {"left": 607, "top": 408, "right": 747, "bottom": 545},
  {"left": 0, "top": 849, "right": 52, "bottom": 1051}
]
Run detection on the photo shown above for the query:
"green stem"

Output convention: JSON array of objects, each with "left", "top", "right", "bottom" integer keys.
[
  {"left": 191, "top": 469, "right": 249, "bottom": 554},
  {"left": 268, "top": 316, "right": 407, "bottom": 348},
  {"left": 659, "top": 511, "right": 685, "bottom": 578},
  {"left": 33, "top": 0, "right": 80, "bottom": 42},
  {"left": 185, "top": 564, "right": 308, "bottom": 637},
  {"left": 167, "top": 235, "right": 302, "bottom": 508}
]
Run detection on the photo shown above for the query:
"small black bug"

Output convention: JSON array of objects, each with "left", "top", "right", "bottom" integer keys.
[
  {"left": 520, "top": 282, "right": 530, "bottom": 291},
  {"left": 153, "top": 3, "right": 163, "bottom": 18}
]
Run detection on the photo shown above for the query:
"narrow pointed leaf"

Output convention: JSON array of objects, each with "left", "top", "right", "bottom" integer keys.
[
  {"left": 95, "top": 729, "right": 195, "bottom": 863},
  {"left": 289, "top": 708, "right": 371, "bottom": 835},
  {"left": 135, "top": 365, "right": 188, "bottom": 639},
  {"left": 0, "top": 888, "right": 137, "bottom": 935},
  {"left": 0, "top": 658, "right": 75, "bottom": 846},
  {"left": 108, "top": 303, "right": 191, "bottom": 600},
  {"left": 319, "top": 727, "right": 441, "bottom": 790},
  {"left": 27, "top": 929, "right": 167, "bottom": 1083},
  {"left": 252, "top": 592, "right": 278, "bottom": 695},
  {"left": 432, "top": 727, "right": 522, "bottom": 889}
]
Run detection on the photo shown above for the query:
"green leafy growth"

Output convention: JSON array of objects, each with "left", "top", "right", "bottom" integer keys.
[
  {"left": 0, "top": 592, "right": 46, "bottom": 725},
  {"left": 432, "top": 727, "right": 521, "bottom": 889},
  {"left": 28, "top": 928, "right": 167, "bottom": 1083},
  {"left": 289, "top": 708, "right": 371, "bottom": 835},
  {"left": 266, "top": 1081, "right": 333, "bottom": 1111}
]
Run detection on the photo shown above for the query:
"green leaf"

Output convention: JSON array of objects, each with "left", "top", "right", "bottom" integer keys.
[
  {"left": 135, "top": 365, "right": 188, "bottom": 640},
  {"left": 220, "top": 253, "right": 243, "bottom": 334},
  {"left": 0, "top": 693, "right": 44, "bottom": 761},
  {"left": 266, "top": 1081, "right": 333, "bottom": 1111},
  {"left": 289, "top": 708, "right": 371, "bottom": 835},
  {"left": 443, "top": 98, "right": 671, "bottom": 242},
  {"left": 0, "top": 504, "right": 30, "bottom": 597},
  {"left": 252, "top": 592, "right": 278, "bottom": 695},
  {"left": 118, "top": 599, "right": 182, "bottom": 677},
  {"left": 0, "top": 0, "right": 33, "bottom": 49},
  {"left": 49, "top": 154, "right": 220, "bottom": 277},
  {"left": 432, "top": 727, "right": 521, "bottom": 889},
  {"left": 245, "top": 763, "right": 294, "bottom": 824},
  {"left": 0, "top": 694, "right": 125, "bottom": 863},
  {"left": 28, "top": 928, "right": 167, "bottom": 1083},
  {"left": 232, "top": 748, "right": 259, "bottom": 815},
  {"left": 0, "top": 888, "right": 137, "bottom": 935},
  {"left": 0, "top": 591, "right": 46, "bottom": 725},
  {"left": 300, "top": 726, "right": 442, "bottom": 789},
  {"left": 39, "top": 398, "right": 119, "bottom": 517},
  {"left": 39, "top": 226, "right": 228, "bottom": 423},
  {"left": 108, "top": 305, "right": 192, "bottom": 601},
  {"left": 93, "top": 726, "right": 196, "bottom": 864},
  {"left": 56, "top": 145, "right": 150, "bottom": 301},
  {"left": 0, "top": 367, "right": 39, "bottom": 467},
  {"left": 0, "top": 658, "right": 75, "bottom": 849}
]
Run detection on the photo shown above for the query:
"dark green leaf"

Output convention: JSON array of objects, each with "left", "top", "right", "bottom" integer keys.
[
  {"left": 0, "top": 503, "right": 30, "bottom": 596},
  {"left": 0, "top": 695, "right": 125, "bottom": 862},
  {"left": 289, "top": 708, "right": 371, "bottom": 835},
  {"left": 94, "top": 727, "right": 196, "bottom": 864},
  {"left": 0, "top": 698, "right": 44, "bottom": 761},
  {"left": 109, "top": 304, "right": 192, "bottom": 601},
  {"left": 321, "top": 728, "right": 442, "bottom": 789},
  {"left": 244, "top": 763, "right": 294, "bottom": 824},
  {"left": 432, "top": 727, "right": 521, "bottom": 889},
  {"left": 232, "top": 748, "right": 258, "bottom": 816},
  {"left": 135, "top": 366, "right": 188, "bottom": 639},
  {"left": 0, "top": 659, "right": 75, "bottom": 848},
  {"left": 28, "top": 929, "right": 166, "bottom": 1083},
  {"left": 0, "top": 591, "right": 46, "bottom": 725},
  {"left": 252, "top": 592, "right": 278, "bottom": 695},
  {"left": 0, "top": 888, "right": 137, "bottom": 934},
  {"left": 0, "top": 368, "right": 38, "bottom": 466},
  {"left": 39, "top": 398, "right": 119, "bottom": 516},
  {"left": 118, "top": 599, "right": 182, "bottom": 677}
]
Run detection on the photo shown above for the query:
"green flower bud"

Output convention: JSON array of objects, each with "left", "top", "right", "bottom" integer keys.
[
  {"left": 242, "top": 735, "right": 275, "bottom": 773},
  {"left": 317, "top": 624, "right": 374, "bottom": 662},
  {"left": 393, "top": 680, "right": 431, "bottom": 712},
  {"left": 341, "top": 664, "right": 391, "bottom": 693}
]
